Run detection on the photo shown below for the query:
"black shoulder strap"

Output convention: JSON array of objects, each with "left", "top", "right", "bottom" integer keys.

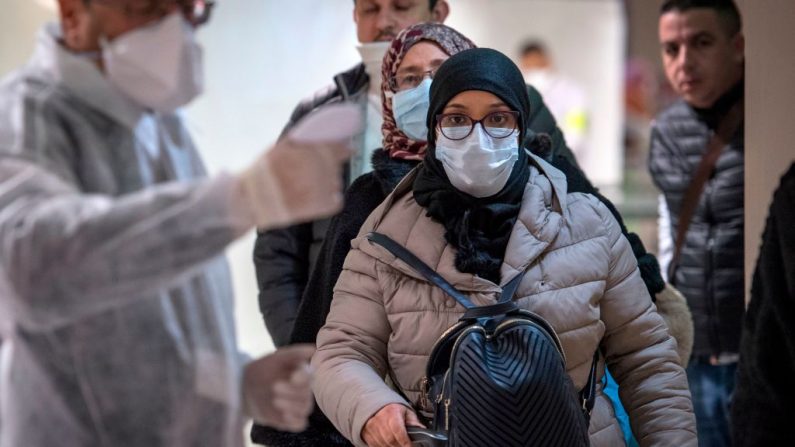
[
  {"left": 367, "top": 232, "right": 527, "bottom": 316},
  {"left": 367, "top": 232, "right": 476, "bottom": 309}
]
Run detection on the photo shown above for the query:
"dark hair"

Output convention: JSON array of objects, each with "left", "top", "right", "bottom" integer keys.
[
  {"left": 353, "top": 0, "right": 439, "bottom": 9},
  {"left": 519, "top": 39, "right": 547, "bottom": 58},
  {"left": 661, "top": 0, "right": 742, "bottom": 36}
]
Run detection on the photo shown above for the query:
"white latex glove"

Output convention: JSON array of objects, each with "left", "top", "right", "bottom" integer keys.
[
  {"left": 242, "top": 344, "right": 316, "bottom": 432},
  {"left": 237, "top": 104, "right": 362, "bottom": 230}
]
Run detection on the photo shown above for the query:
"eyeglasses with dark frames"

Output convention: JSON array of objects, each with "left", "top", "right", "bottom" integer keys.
[{"left": 436, "top": 111, "right": 520, "bottom": 140}]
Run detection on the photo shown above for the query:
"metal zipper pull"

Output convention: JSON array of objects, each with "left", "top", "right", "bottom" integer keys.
[
  {"left": 420, "top": 377, "right": 429, "bottom": 410},
  {"left": 444, "top": 399, "right": 451, "bottom": 430}
]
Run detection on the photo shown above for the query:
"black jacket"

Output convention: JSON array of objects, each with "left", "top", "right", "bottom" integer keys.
[
  {"left": 649, "top": 87, "right": 745, "bottom": 358},
  {"left": 253, "top": 65, "right": 579, "bottom": 347},
  {"left": 251, "top": 149, "right": 415, "bottom": 447},
  {"left": 253, "top": 64, "right": 368, "bottom": 347},
  {"left": 732, "top": 163, "right": 795, "bottom": 446}
]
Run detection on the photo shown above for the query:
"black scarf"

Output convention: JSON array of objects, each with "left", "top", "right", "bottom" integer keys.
[
  {"left": 413, "top": 48, "right": 532, "bottom": 284},
  {"left": 694, "top": 79, "right": 744, "bottom": 130}
]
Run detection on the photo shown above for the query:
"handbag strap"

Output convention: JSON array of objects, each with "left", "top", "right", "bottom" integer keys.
[
  {"left": 668, "top": 100, "right": 743, "bottom": 280},
  {"left": 367, "top": 232, "right": 525, "bottom": 318}
]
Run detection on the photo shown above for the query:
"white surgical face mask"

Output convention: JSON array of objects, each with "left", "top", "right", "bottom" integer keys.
[
  {"left": 392, "top": 78, "right": 432, "bottom": 141},
  {"left": 357, "top": 41, "right": 391, "bottom": 97},
  {"left": 100, "top": 12, "right": 204, "bottom": 113},
  {"left": 522, "top": 68, "right": 553, "bottom": 93},
  {"left": 435, "top": 124, "right": 520, "bottom": 198}
]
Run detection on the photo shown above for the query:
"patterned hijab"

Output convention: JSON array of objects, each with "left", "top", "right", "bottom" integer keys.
[{"left": 380, "top": 23, "right": 476, "bottom": 160}]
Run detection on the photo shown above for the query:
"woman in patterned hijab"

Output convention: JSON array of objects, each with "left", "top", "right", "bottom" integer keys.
[{"left": 380, "top": 22, "right": 476, "bottom": 160}]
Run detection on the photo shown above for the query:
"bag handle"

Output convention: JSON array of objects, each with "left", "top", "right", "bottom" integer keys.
[
  {"left": 668, "top": 100, "right": 743, "bottom": 281},
  {"left": 367, "top": 232, "right": 525, "bottom": 318}
]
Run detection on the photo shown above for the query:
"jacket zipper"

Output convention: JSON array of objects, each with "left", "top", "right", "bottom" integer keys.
[
  {"left": 703, "top": 181, "right": 722, "bottom": 355},
  {"left": 444, "top": 399, "right": 451, "bottom": 430}
]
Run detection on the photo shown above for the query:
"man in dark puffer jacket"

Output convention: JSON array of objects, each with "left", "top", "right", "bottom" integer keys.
[{"left": 649, "top": 1, "right": 745, "bottom": 445}]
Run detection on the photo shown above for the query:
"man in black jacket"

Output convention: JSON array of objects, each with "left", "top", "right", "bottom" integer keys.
[
  {"left": 649, "top": 1, "right": 745, "bottom": 445},
  {"left": 253, "top": 0, "right": 451, "bottom": 348}
]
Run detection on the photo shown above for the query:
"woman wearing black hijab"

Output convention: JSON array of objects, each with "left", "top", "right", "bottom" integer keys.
[{"left": 311, "top": 48, "right": 697, "bottom": 447}]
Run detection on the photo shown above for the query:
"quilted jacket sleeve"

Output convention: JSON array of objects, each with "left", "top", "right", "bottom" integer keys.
[
  {"left": 312, "top": 225, "right": 409, "bottom": 447},
  {"left": 594, "top": 201, "right": 698, "bottom": 446}
]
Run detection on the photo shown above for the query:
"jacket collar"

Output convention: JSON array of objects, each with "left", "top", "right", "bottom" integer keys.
[
  {"left": 528, "top": 151, "right": 570, "bottom": 222},
  {"left": 333, "top": 63, "right": 370, "bottom": 101},
  {"left": 30, "top": 23, "right": 148, "bottom": 131},
  {"left": 499, "top": 154, "right": 566, "bottom": 283}
]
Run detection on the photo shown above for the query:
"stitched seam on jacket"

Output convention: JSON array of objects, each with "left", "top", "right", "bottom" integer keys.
[
  {"left": 514, "top": 279, "right": 605, "bottom": 300},
  {"left": 540, "top": 233, "right": 603, "bottom": 256}
]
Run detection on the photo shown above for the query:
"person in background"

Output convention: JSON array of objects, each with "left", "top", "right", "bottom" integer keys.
[
  {"left": 312, "top": 47, "right": 697, "bottom": 447},
  {"left": 649, "top": 1, "right": 745, "bottom": 445},
  {"left": 0, "top": 0, "right": 354, "bottom": 446},
  {"left": 252, "top": 0, "right": 450, "bottom": 349},
  {"left": 519, "top": 39, "right": 590, "bottom": 169},
  {"left": 731, "top": 163, "right": 795, "bottom": 446}
]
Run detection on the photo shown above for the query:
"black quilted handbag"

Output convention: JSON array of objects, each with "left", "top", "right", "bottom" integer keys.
[{"left": 368, "top": 233, "right": 597, "bottom": 447}]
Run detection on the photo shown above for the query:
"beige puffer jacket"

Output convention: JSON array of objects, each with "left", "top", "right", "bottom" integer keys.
[{"left": 312, "top": 155, "right": 697, "bottom": 447}]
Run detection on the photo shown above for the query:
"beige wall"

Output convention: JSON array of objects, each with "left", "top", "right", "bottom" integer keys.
[
  {"left": 0, "top": 1, "right": 55, "bottom": 74},
  {"left": 740, "top": 0, "right": 795, "bottom": 300}
]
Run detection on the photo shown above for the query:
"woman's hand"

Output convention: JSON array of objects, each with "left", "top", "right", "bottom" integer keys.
[{"left": 362, "top": 403, "right": 425, "bottom": 447}]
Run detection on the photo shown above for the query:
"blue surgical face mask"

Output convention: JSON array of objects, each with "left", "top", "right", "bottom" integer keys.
[{"left": 392, "top": 78, "right": 432, "bottom": 141}]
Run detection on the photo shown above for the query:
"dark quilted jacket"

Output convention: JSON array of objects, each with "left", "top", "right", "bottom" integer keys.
[{"left": 648, "top": 87, "right": 745, "bottom": 358}]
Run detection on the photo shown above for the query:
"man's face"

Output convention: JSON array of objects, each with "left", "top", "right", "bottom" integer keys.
[
  {"left": 659, "top": 8, "right": 744, "bottom": 108},
  {"left": 520, "top": 51, "right": 549, "bottom": 72},
  {"left": 353, "top": 0, "right": 448, "bottom": 43}
]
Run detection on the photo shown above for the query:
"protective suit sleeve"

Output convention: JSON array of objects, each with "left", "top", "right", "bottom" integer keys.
[{"left": 0, "top": 157, "right": 254, "bottom": 331}]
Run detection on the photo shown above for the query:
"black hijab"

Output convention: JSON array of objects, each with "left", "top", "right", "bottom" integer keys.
[{"left": 413, "top": 48, "right": 532, "bottom": 284}]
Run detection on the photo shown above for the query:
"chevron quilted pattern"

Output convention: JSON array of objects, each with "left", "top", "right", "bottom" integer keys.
[{"left": 442, "top": 322, "right": 589, "bottom": 447}]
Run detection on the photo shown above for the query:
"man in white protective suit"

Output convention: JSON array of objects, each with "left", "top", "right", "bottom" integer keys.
[{"left": 0, "top": 1, "right": 358, "bottom": 446}]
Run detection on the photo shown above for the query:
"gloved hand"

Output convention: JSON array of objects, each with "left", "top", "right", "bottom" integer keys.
[
  {"left": 242, "top": 344, "right": 316, "bottom": 432},
  {"left": 237, "top": 104, "right": 361, "bottom": 230}
]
